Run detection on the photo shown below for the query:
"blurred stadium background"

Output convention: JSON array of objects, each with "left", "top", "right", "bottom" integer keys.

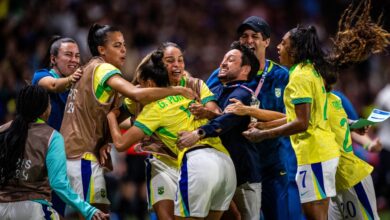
[{"left": 0, "top": 0, "right": 390, "bottom": 219}]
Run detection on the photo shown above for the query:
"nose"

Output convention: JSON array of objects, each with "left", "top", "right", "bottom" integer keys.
[{"left": 121, "top": 45, "right": 126, "bottom": 54}]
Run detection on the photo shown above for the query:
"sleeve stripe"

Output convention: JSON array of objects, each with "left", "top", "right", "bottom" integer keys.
[
  {"left": 100, "top": 70, "right": 122, "bottom": 91},
  {"left": 134, "top": 121, "right": 153, "bottom": 136},
  {"left": 291, "top": 97, "right": 312, "bottom": 104},
  {"left": 201, "top": 96, "right": 216, "bottom": 105}
]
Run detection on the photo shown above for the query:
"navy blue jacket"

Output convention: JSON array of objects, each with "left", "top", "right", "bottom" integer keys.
[
  {"left": 200, "top": 80, "right": 261, "bottom": 185},
  {"left": 207, "top": 60, "right": 297, "bottom": 180}
]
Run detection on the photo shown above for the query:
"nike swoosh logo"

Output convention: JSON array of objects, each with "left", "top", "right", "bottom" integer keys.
[
  {"left": 280, "top": 171, "right": 287, "bottom": 175},
  {"left": 300, "top": 191, "right": 309, "bottom": 196}
]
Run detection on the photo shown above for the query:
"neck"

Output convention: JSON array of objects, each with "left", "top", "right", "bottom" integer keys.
[
  {"left": 257, "top": 54, "right": 266, "bottom": 71},
  {"left": 52, "top": 67, "right": 64, "bottom": 77}
]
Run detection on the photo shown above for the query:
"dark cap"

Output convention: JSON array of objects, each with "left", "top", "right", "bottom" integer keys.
[{"left": 237, "top": 16, "right": 271, "bottom": 38}]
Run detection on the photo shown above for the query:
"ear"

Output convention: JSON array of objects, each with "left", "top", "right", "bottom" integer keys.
[
  {"left": 264, "top": 38, "right": 270, "bottom": 48},
  {"left": 98, "top": 45, "right": 105, "bottom": 56},
  {"left": 50, "top": 54, "right": 56, "bottom": 66},
  {"left": 240, "top": 65, "right": 251, "bottom": 80}
]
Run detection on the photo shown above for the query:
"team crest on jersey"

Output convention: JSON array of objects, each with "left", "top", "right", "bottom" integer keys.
[
  {"left": 101, "top": 189, "right": 106, "bottom": 198},
  {"left": 158, "top": 186, "right": 165, "bottom": 195},
  {"left": 275, "top": 88, "right": 281, "bottom": 98}
]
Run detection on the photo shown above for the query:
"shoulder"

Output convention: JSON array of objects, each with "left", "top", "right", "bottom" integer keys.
[
  {"left": 32, "top": 69, "right": 52, "bottom": 84},
  {"left": 269, "top": 60, "right": 289, "bottom": 74}
]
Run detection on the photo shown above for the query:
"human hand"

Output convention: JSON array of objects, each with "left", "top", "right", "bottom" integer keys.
[
  {"left": 189, "top": 103, "right": 209, "bottom": 119},
  {"left": 177, "top": 130, "right": 200, "bottom": 149},
  {"left": 99, "top": 144, "right": 112, "bottom": 167},
  {"left": 108, "top": 108, "right": 121, "bottom": 118},
  {"left": 175, "top": 86, "right": 199, "bottom": 101},
  {"left": 91, "top": 210, "right": 109, "bottom": 220},
  {"left": 368, "top": 138, "right": 382, "bottom": 153},
  {"left": 242, "top": 127, "right": 268, "bottom": 143},
  {"left": 68, "top": 68, "right": 83, "bottom": 84},
  {"left": 224, "top": 98, "right": 248, "bottom": 116}
]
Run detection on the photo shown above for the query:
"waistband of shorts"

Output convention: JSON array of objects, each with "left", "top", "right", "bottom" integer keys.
[{"left": 185, "top": 144, "right": 213, "bottom": 155}]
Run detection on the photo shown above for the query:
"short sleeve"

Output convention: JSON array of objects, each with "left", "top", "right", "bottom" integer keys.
[
  {"left": 199, "top": 80, "right": 216, "bottom": 105},
  {"left": 288, "top": 71, "right": 314, "bottom": 105},
  {"left": 134, "top": 103, "right": 161, "bottom": 136}
]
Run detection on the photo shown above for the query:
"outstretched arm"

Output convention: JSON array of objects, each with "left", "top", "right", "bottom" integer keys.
[
  {"left": 243, "top": 103, "right": 310, "bottom": 142},
  {"left": 106, "top": 75, "right": 196, "bottom": 105},
  {"left": 225, "top": 98, "right": 285, "bottom": 121},
  {"left": 37, "top": 68, "right": 82, "bottom": 93}
]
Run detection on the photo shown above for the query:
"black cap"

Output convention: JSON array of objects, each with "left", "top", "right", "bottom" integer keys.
[{"left": 237, "top": 16, "right": 271, "bottom": 38}]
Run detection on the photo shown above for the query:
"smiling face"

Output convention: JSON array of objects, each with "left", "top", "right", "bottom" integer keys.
[
  {"left": 218, "top": 49, "right": 245, "bottom": 83},
  {"left": 277, "top": 31, "right": 295, "bottom": 68},
  {"left": 51, "top": 42, "right": 80, "bottom": 77},
  {"left": 239, "top": 29, "right": 269, "bottom": 60},
  {"left": 99, "top": 31, "right": 126, "bottom": 69},
  {"left": 162, "top": 46, "right": 185, "bottom": 86}
]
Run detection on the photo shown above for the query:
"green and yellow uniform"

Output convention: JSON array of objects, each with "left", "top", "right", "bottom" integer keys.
[
  {"left": 93, "top": 63, "right": 121, "bottom": 103},
  {"left": 284, "top": 61, "right": 340, "bottom": 165},
  {"left": 134, "top": 94, "right": 228, "bottom": 166},
  {"left": 328, "top": 93, "right": 373, "bottom": 192}
]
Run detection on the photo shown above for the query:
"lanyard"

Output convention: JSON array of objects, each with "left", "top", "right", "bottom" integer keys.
[{"left": 254, "top": 59, "right": 270, "bottom": 97}]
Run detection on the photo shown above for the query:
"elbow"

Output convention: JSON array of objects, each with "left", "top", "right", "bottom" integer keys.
[{"left": 296, "top": 120, "right": 309, "bottom": 132}]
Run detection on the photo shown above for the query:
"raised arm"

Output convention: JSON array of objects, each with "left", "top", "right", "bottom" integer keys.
[{"left": 106, "top": 75, "right": 195, "bottom": 104}]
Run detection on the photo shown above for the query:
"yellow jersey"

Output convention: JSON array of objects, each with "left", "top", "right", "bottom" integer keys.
[
  {"left": 328, "top": 93, "right": 373, "bottom": 191},
  {"left": 284, "top": 61, "right": 340, "bottom": 165},
  {"left": 134, "top": 94, "right": 228, "bottom": 167},
  {"left": 93, "top": 63, "right": 121, "bottom": 103}
]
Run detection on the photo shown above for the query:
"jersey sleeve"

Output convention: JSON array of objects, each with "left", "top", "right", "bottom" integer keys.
[
  {"left": 46, "top": 131, "right": 97, "bottom": 220},
  {"left": 206, "top": 68, "right": 221, "bottom": 89},
  {"left": 94, "top": 63, "right": 122, "bottom": 90},
  {"left": 134, "top": 103, "right": 161, "bottom": 136},
  {"left": 122, "top": 98, "right": 137, "bottom": 115},
  {"left": 288, "top": 71, "right": 313, "bottom": 105},
  {"left": 199, "top": 80, "right": 216, "bottom": 105},
  {"left": 32, "top": 69, "right": 53, "bottom": 85}
]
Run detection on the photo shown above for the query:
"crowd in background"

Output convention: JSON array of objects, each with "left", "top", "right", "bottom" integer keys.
[{"left": 1, "top": 0, "right": 390, "bottom": 219}]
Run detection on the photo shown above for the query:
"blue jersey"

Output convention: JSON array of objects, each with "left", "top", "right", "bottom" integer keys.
[
  {"left": 200, "top": 80, "right": 261, "bottom": 185},
  {"left": 32, "top": 69, "right": 69, "bottom": 130}
]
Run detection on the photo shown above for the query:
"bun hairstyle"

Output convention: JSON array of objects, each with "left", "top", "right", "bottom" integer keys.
[{"left": 87, "top": 24, "right": 121, "bottom": 56}]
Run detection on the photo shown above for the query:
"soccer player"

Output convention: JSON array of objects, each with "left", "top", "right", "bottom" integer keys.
[
  {"left": 327, "top": 92, "right": 380, "bottom": 220},
  {"left": 0, "top": 85, "right": 108, "bottom": 220},
  {"left": 32, "top": 36, "right": 83, "bottom": 216},
  {"left": 32, "top": 36, "right": 82, "bottom": 131},
  {"left": 60, "top": 24, "right": 195, "bottom": 217},
  {"left": 207, "top": 16, "right": 302, "bottom": 219},
  {"left": 105, "top": 58, "right": 236, "bottom": 220},
  {"left": 120, "top": 42, "right": 220, "bottom": 220}
]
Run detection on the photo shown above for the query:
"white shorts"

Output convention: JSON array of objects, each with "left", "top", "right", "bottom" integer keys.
[
  {"left": 175, "top": 148, "right": 236, "bottom": 218},
  {"left": 145, "top": 156, "right": 179, "bottom": 208},
  {"left": 234, "top": 182, "right": 262, "bottom": 220},
  {"left": 329, "top": 175, "right": 379, "bottom": 220},
  {"left": 66, "top": 153, "right": 110, "bottom": 205},
  {"left": 0, "top": 200, "right": 59, "bottom": 220},
  {"left": 295, "top": 157, "right": 339, "bottom": 203}
]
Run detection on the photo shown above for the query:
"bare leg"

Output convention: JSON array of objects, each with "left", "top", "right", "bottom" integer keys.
[{"left": 302, "top": 198, "right": 330, "bottom": 220}]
